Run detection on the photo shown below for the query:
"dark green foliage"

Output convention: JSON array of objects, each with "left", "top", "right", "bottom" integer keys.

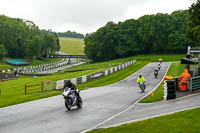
[
  {"left": 0, "top": 15, "right": 60, "bottom": 60},
  {"left": 0, "top": 44, "right": 7, "bottom": 60},
  {"left": 85, "top": 10, "right": 196, "bottom": 62},
  {"left": 85, "top": 22, "right": 118, "bottom": 61},
  {"left": 57, "top": 31, "right": 84, "bottom": 38},
  {"left": 188, "top": 0, "right": 200, "bottom": 46}
]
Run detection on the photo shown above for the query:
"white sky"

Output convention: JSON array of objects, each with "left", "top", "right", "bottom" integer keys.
[{"left": 0, "top": 0, "right": 194, "bottom": 34}]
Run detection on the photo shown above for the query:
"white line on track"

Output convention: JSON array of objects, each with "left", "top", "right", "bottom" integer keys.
[{"left": 99, "top": 105, "right": 200, "bottom": 129}]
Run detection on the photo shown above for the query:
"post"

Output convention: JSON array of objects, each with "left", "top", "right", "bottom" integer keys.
[
  {"left": 0, "top": 87, "right": 1, "bottom": 96},
  {"left": 42, "top": 82, "right": 44, "bottom": 92},
  {"left": 190, "top": 77, "right": 193, "bottom": 92},
  {"left": 25, "top": 85, "right": 27, "bottom": 95},
  {"left": 151, "top": 90, "right": 154, "bottom": 97}
]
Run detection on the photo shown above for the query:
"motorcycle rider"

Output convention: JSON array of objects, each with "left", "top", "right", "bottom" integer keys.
[
  {"left": 137, "top": 75, "right": 146, "bottom": 90},
  {"left": 154, "top": 69, "right": 159, "bottom": 78},
  {"left": 64, "top": 80, "right": 80, "bottom": 105},
  {"left": 158, "top": 63, "right": 161, "bottom": 70}
]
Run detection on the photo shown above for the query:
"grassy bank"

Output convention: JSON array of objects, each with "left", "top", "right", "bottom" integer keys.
[
  {"left": 59, "top": 37, "right": 85, "bottom": 55},
  {"left": 134, "top": 54, "right": 184, "bottom": 62},
  {"left": 88, "top": 107, "right": 200, "bottom": 133}
]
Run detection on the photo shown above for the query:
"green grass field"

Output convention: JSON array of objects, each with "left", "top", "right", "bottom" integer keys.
[
  {"left": 59, "top": 37, "right": 85, "bottom": 55},
  {"left": 133, "top": 54, "right": 184, "bottom": 62},
  {"left": 88, "top": 107, "right": 200, "bottom": 133}
]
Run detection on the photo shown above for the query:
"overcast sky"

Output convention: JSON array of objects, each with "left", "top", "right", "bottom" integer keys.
[{"left": 0, "top": 0, "right": 194, "bottom": 34}]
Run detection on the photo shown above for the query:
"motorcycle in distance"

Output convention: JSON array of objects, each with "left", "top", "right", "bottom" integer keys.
[
  {"left": 63, "top": 87, "right": 83, "bottom": 110},
  {"left": 138, "top": 82, "right": 145, "bottom": 92},
  {"left": 154, "top": 69, "right": 158, "bottom": 78}
]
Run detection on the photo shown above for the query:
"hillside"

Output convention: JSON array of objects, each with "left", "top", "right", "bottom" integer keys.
[{"left": 59, "top": 37, "right": 85, "bottom": 55}]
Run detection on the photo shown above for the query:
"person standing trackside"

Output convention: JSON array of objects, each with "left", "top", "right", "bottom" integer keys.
[{"left": 159, "top": 58, "right": 162, "bottom": 64}]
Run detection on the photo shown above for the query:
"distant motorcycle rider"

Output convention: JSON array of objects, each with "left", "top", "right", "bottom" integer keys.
[{"left": 137, "top": 75, "right": 146, "bottom": 89}]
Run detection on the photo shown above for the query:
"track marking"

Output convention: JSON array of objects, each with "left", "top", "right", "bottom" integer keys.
[{"left": 99, "top": 105, "right": 200, "bottom": 129}]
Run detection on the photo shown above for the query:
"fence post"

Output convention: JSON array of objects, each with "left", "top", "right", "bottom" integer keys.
[
  {"left": 25, "top": 85, "right": 27, "bottom": 95},
  {"left": 42, "top": 82, "right": 44, "bottom": 92},
  {"left": 190, "top": 77, "right": 192, "bottom": 92}
]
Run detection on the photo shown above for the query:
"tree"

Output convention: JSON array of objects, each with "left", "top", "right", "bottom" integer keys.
[
  {"left": 25, "top": 35, "right": 43, "bottom": 60},
  {"left": 0, "top": 44, "right": 7, "bottom": 61},
  {"left": 57, "top": 31, "right": 84, "bottom": 38},
  {"left": 188, "top": 0, "right": 200, "bottom": 46},
  {"left": 0, "top": 15, "right": 60, "bottom": 61},
  {"left": 84, "top": 22, "right": 118, "bottom": 61},
  {"left": 84, "top": 10, "right": 193, "bottom": 62}
]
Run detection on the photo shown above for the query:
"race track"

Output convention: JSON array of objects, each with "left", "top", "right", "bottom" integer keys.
[{"left": 0, "top": 62, "right": 170, "bottom": 133}]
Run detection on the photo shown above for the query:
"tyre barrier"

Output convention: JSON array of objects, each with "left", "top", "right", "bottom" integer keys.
[{"left": 166, "top": 80, "right": 176, "bottom": 99}]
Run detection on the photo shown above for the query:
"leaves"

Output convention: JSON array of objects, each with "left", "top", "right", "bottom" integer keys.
[
  {"left": 0, "top": 15, "right": 60, "bottom": 60},
  {"left": 85, "top": 10, "right": 193, "bottom": 62}
]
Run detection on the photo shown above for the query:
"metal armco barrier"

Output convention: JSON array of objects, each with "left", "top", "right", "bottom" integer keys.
[
  {"left": 77, "top": 77, "right": 82, "bottom": 84},
  {"left": 56, "top": 59, "right": 136, "bottom": 89},
  {"left": 191, "top": 76, "right": 200, "bottom": 91},
  {"left": 86, "top": 75, "right": 92, "bottom": 82}
]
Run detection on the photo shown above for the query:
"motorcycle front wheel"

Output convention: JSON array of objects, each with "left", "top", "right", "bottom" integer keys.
[
  {"left": 77, "top": 96, "right": 83, "bottom": 108},
  {"left": 140, "top": 85, "right": 145, "bottom": 92},
  {"left": 65, "top": 98, "right": 72, "bottom": 110}
]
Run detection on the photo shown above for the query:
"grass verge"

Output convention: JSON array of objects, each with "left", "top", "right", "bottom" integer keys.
[{"left": 87, "top": 107, "right": 200, "bottom": 133}]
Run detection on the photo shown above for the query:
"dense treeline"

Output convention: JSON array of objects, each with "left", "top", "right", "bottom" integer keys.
[
  {"left": 57, "top": 31, "right": 84, "bottom": 38},
  {"left": 84, "top": 10, "right": 197, "bottom": 62},
  {"left": 188, "top": 0, "right": 200, "bottom": 46},
  {"left": 0, "top": 15, "right": 60, "bottom": 61}
]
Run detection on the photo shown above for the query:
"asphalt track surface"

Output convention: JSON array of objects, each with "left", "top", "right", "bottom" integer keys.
[
  {"left": 0, "top": 62, "right": 170, "bottom": 133},
  {"left": 38, "top": 61, "right": 85, "bottom": 73}
]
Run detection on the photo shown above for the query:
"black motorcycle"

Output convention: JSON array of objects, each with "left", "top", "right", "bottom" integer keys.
[
  {"left": 154, "top": 69, "right": 158, "bottom": 78},
  {"left": 63, "top": 87, "right": 83, "bottom": 110}
]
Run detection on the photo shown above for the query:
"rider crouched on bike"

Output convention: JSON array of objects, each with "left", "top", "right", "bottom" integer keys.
[
  {"left": 137, "top": 75, "right": 146, "bottom": 90},
  {"left": 64, "top": 80, "right": 80, "bottom": 104}
]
